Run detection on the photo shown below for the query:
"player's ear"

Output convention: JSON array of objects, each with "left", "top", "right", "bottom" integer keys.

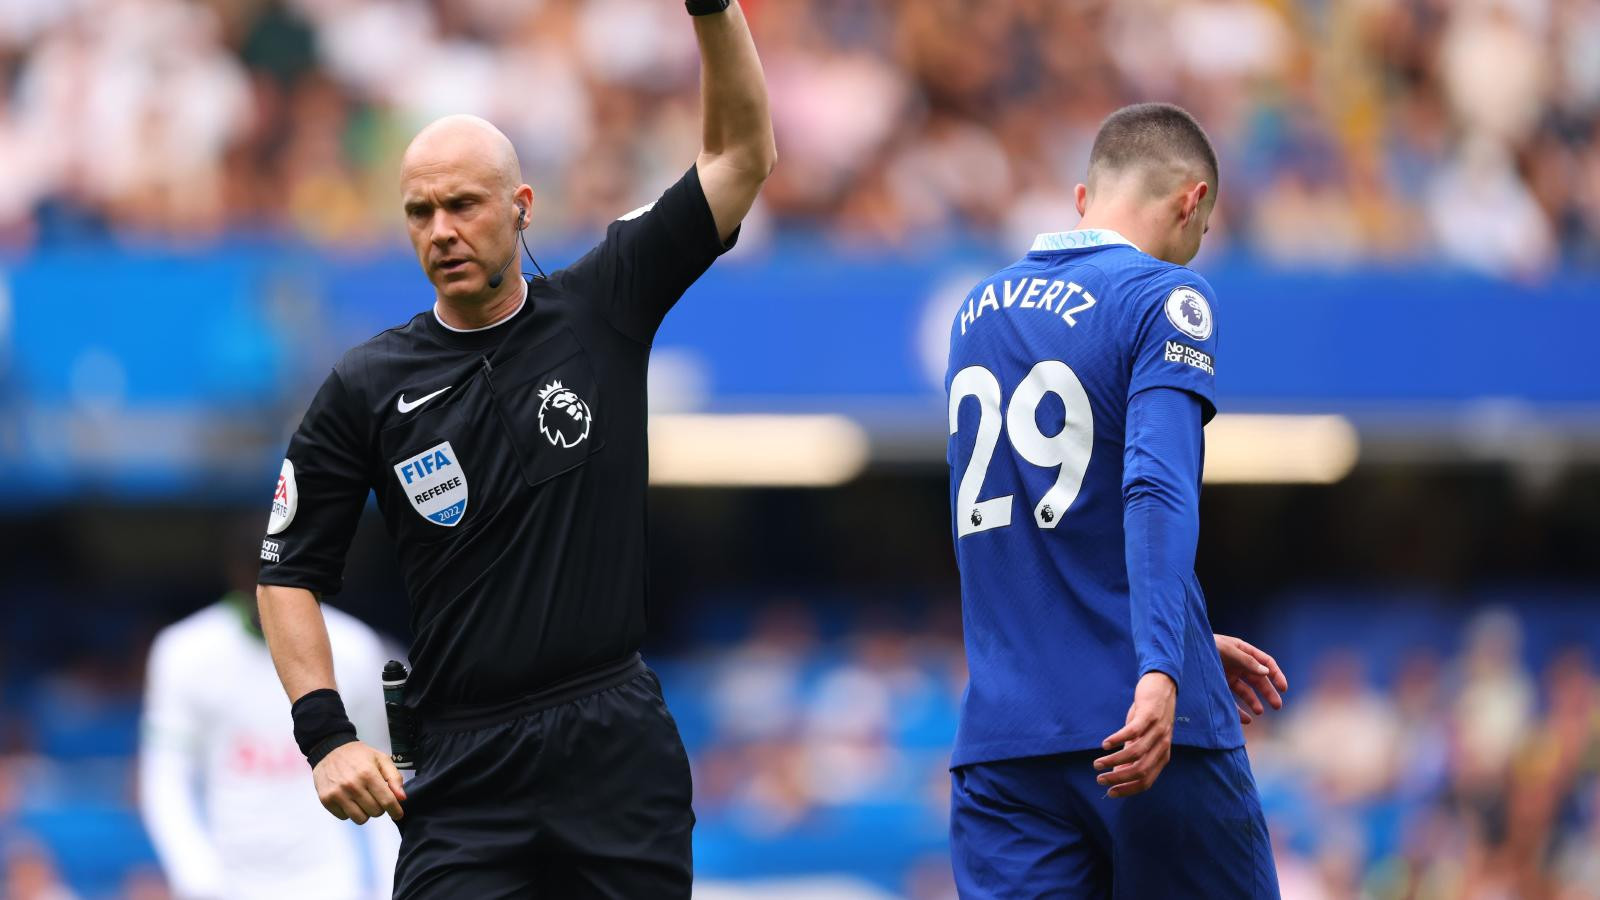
[
  {"left": 1181, "top": 181, "right": 1209, "bottom": 227},
  {"left": 1074, "top": 183, "right": 1089, "bottom": 217}
]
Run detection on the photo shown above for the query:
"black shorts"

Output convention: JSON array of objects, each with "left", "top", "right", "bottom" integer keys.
[{"left": 392, "top": 655, "right": 694, "bottom": 899}]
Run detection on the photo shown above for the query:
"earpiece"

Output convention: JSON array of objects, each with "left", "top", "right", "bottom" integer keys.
[{"left": 489, "top": 200, "right": 546, "bottom": 289}]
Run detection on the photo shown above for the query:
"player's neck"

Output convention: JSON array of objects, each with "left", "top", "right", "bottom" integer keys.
[
  {"left": 434, "top": 276, "right": 527, "bottom": 331},
  {"left": 1075, "top": 206, "right": 1168, "bottom": 262}
]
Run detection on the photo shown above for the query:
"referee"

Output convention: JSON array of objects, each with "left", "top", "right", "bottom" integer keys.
[{"left": 254, "top": 2, "right": 774, "bottom": 895}]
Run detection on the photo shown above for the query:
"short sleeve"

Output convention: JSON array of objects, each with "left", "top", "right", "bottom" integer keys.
[
  {"left": 559, "top": 164, "right": 738, "bottom": 343},
  {"left": 258, "top": 368, "right": 371, "bottom": 595},
  {"left": 1128, "top": 273, "right": 1219, "bottom": 423}
]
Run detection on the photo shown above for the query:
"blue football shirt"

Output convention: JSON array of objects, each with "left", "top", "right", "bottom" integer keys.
[{"left": 946, "top": 228, "right": 1244, "bottom": 767}]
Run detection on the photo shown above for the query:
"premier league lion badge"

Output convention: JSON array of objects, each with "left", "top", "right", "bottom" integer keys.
[
  {"left": 537, "top": 380, "right": 592, "bottom": 449},
  {"left": 1164, "top": 286, "right": 1213, "bottom": 341}
]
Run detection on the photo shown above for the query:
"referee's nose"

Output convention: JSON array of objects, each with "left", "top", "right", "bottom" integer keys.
[{"left": 428, "top": 211, "right": 461, "bottom": 250}]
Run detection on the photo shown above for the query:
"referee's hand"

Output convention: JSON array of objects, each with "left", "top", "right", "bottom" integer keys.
[
  {"left": 1094, "top": 671, "right": 1177, "bottom": 799},
  {"left": 312, "top": 741, "right": 407, "bottom": 824}
]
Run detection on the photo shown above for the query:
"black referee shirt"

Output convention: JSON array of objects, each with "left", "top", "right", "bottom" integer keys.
[{"left": 258, "top": 166, "right": 735, "bottom": 712}]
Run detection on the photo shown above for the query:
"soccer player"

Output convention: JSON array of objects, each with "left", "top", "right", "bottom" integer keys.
[
  {"left": 139, "top": 587, "right": 398, "bottom": 899},
  {"left": 943, "top": 103, "right": 1289, "bottom": 897},
  {"left": 254, "top": 1, "right": 772, "bottom": 896}
]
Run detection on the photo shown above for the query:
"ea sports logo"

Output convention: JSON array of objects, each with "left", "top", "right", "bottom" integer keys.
[
  {"left": 266, "top": 459, "right": 297, "bottom": 535},
  {"left": 1164, "top": 286, "right": 1213, "bottom": 341},
  {"left": 537, "top": 380, "right": 592, "bottom": 449}
]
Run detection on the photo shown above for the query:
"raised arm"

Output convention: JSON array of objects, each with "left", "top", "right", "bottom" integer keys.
[{"left": 692, "top": 0, "right": 777, "bottom": 242}]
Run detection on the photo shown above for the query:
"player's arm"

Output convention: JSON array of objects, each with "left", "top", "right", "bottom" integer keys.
[
  {"left": 1214, "top": 633, "right": 1289, "bottom": 724},
  {"left": 691, "top": 0, "right": 777, "bottom": 243},
  {"left": 138, "top": 632, "right": 227, "bottom": 899},
  {"left": 257, "top": 367, "right": 403, "bottom": 824},
  {"left": 1097, "top": 278, "right": 1223, "bottom": 796},
  {"left": 1095, "top": 385, "right": 1204, "bottom": 798}
]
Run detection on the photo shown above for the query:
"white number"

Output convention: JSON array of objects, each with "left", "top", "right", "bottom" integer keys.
[
  {"left": 949, "top": 366, "right": 1013, "bottom": 536},
  {"left": 950, "top": 361, "right": 1095, "bottom": 536},
  {"left": 1006, "top": 360, "right": 1094, "bottom": 528}
]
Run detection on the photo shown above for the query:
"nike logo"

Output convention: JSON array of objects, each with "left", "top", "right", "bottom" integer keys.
[{"left": 397, "top": 386, "right": 452, "bottom": 414}]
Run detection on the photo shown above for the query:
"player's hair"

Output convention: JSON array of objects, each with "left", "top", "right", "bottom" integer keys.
[{"left": 1087, "top": 102, "right": 1218, "bottom": 197}]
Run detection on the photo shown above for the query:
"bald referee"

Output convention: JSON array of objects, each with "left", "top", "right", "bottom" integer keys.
[{"left": 254, "top": 2, "right": 773, "bottom": 895}]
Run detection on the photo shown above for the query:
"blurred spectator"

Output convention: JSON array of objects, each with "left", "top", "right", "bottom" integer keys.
[
  {"left": 1285, "top": 651, "right": 1401, "bottom": 805},
  {"left": 1453, "top": 608, "right": 1535, "bottom": 782},
  {"left": 0, "top": 0, "right": 1597, "bottom": 272},
  {"left": 3, "top": 840, "right": 79, "bottom": 900}
]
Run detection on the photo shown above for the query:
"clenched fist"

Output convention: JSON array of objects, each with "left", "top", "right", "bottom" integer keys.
[{"left": 313, "top": 741, "right": 407, "bottom": 824}]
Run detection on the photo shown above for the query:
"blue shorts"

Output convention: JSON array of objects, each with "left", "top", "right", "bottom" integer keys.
[{"left": 950, "top": 745, "right": 1278, "bottom": 899}]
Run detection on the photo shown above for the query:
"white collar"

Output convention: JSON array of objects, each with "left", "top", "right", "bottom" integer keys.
[
  {"left": 432, "top": 278, "right": 528, "bottom": 333},
  {"left": 1030, "top": 228, "right": 1142, "bottom": 253}
]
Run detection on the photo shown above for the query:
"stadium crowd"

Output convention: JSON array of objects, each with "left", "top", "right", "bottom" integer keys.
[
  {"left": 3, "top": 593, "right": 1598, "bottom": 898},
  {"left": 1, "top": 0, "right": 1599, "bottom": 274}
]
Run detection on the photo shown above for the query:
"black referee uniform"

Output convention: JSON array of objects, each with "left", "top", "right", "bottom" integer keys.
[{"left": 258, "top": 166, "right": 733, "bottom": 897}]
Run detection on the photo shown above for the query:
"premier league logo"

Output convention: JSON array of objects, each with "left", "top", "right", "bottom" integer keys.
[
  {"left": 537, "top": 380, "right": 592, "bottom": 449},
  {"left": 1164, "top": 286, "right": 1213, "bottom": 341}
]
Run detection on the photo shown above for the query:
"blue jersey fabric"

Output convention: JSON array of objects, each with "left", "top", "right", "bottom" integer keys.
[{"left": 945, "top": 229, "right": 1243, "bottom": 767}]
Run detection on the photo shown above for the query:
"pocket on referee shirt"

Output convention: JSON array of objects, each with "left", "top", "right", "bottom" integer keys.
[{"left": 481, "top": 328, "right": 606, "bottom": 488}]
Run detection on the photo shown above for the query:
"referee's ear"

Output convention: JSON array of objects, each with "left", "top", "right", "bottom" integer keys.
[{"left": 513, "top": 184, "right": 534, "bottom": 229}]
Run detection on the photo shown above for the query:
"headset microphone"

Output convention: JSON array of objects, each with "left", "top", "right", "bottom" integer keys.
[
  {"left": 486, "top": 206, "right": 526, "bottom": 290},
  {"left": 486, "top": 256, "right": 514, "bottom": 290}
]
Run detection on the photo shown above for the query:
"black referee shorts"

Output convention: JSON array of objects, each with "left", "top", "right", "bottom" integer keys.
[{"left": 392, "top": 655, "right": 693, "bottom": 899}]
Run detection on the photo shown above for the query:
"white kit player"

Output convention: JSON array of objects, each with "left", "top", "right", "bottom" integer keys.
[{"left": 139, "top": 591, "right": 400, "bottom": 899}]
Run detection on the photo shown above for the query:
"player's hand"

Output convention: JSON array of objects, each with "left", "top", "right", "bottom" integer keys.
[
  {"left": 1094, "top": 671, "right": 1177, "bottom": 799},
  {"left": 1214, "top": 633, "right": 1288, "bottom": 725},
  {"left": 312, "top": 740, "right": 407, "bottom": 824}
]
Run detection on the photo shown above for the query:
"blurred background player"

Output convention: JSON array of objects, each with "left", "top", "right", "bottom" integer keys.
[
  {"left": 945, "top": 103, "right": 1287, "bottom": 897},
  {"left": 139, "top": 545, "right": 398, "bottom": 899}
]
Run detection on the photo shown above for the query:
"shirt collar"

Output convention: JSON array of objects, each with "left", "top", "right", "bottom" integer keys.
[
  {"left": 1029, "top": 228, "right": 1141, "bottom": 253},
  {"left": 432, "top": 277, "right": 529, "bottom": 333}
]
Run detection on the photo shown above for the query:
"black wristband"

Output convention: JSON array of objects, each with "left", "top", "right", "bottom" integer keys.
[
  {"left": 291, "top": 688, "right": 358, "bottom": 768},
  {"left": 686, "top": 0, "right": 730, "bottom": 15}
]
